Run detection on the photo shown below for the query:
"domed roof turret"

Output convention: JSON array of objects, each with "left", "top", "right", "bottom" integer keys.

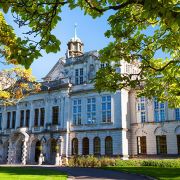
[{"left": 66, "top": 24, "right": 84, "bottom": 58}]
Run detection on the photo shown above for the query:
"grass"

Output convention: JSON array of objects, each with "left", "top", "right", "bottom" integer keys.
[
  {"left": 105, "top": 166, "right": 180, "bottom": 180},
  {"left": 0, "top": 167, "right": 67, "bottom": 180}
]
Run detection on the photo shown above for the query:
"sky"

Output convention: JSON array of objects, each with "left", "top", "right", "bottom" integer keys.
[
  {"left": 1, "top": 5, "right": 168, "bottom": 81},
  {"left": 2, "top": 6, "right": 113, "bottom": 81}
]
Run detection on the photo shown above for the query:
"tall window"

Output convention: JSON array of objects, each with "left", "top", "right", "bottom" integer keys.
[
  {"left": 100, "top": 63, "right": 108, "bottom": 68},
  {"left": 105, "top": 136, "right": 113, "bottom": 156},
  {"left": 73, "top": 99, "right": 82, "bottom": 125},
  {"left": 40, "top": 108, "right": 45, "bottom": 126},
  {"left": 12, "top": 111, "right": 16, "bottom": 129},
  {"left": 72, "top": 138, "right": 78, "bottom": 155},
  {"left": 137, "top": 97, "right": 147, "bottom": 122},
  {"left": 25, "top": 110, "right": 30, "bottom": 127},
  {"left": 175, "top": 108, "right": 180, "bottom": 120},
  {"left": 20, "top": 110, "right": 24, "bottom": 127},
  {"left": 87, "top": 98, "right": 96, "bottom": 124},
  {"left": 137, "top": 136, "right": 147, "bottom": 154},
  {"left": 34, "top": 109, "right": 39, "bottom": 126},
  {"left": 52, "top": 106, "right": 59, "bottom": 125},
  {"left": 0, "top": 113, "right": 2, "bottom": 130},
  {"left": 102, "top": 95, "right": 111, "bottom": 123},
  {"left": 75, "top": 68, "right": 83, "bottom": 85},
  {"left": 156, "top": 135, "right": 167, "bottom": 154},
  {"left": 82, "top": 137, "right": 89, "bottom": 155},
  {"left": 154, "top": 98, "right": 165, "bottom": 122},
  {"left": 93, "top": 137, "right": 101, "bottom": 155},
  {"left": 177, "top": 135, "right": 180, "bottom": 154},
  {"left": 7, "top": 112, "right": 11, "bottom": 129}
]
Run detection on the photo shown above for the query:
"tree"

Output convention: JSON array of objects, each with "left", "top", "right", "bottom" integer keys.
[{"left": 0, "top": 0, "right": 179, "bottom": 107}]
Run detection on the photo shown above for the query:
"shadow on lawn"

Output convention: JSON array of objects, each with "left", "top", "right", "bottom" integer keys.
[
  {"left": 105, "top": 166, "right": 180, "bottom": 179},
  {"left": 0, "top": 166, "right": 67, "bottom": 176}
]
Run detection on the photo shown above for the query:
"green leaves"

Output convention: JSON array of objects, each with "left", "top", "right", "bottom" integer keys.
[{"left": 0, "top": 0, "right": 180, "bottom": 107}]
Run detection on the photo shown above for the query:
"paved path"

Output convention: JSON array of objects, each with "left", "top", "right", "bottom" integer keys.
[{"left": 55, "top": 167, "right": 150, "bottom": 180}]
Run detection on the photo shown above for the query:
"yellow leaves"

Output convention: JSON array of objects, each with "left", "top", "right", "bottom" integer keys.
[
  {"left": 13, "top": 67, "right": 36, "bottom": 82},
  {"left": 0, "top": 66, "right": 41, "bottom": 105},
  {"left": 14, "top": 88, "right": 23, "bottom": 99},
  {"left": 0, "top": 91, "right": 10, "bottom": 99}
]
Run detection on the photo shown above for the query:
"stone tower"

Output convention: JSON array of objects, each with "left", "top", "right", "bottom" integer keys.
[{"left": 66, "top": 24, "right": 84, "bottom": 58}]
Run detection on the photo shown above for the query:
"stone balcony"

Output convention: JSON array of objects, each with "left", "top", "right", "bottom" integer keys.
[
  {"left": 32, "top": 126, "right": 44, "bottom": 133},
  {"left": 4, "top": 128, "right": 15, "bottom": 135},
  {"left": 46, "top": 124, "right": 63, "bottom": 132}
]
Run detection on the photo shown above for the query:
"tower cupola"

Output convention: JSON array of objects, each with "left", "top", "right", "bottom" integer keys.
[{"left": 66, "top": 24, "right": 84, "bottom": 58}]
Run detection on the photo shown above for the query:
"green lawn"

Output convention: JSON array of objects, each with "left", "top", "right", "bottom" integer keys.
[
  {"left": 105, "top": 166, "right": 180, "bottom": 180},
  {"left": 0, "top": 167, "right": 67, "bottom": 180}
]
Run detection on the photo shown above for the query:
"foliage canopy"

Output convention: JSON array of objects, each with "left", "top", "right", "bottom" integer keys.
[{"left": 0, "top": 0, "right": 180, "bottom": 107}]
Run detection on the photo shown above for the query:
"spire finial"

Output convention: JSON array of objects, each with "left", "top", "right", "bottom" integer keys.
[{"left": 74, "top": 23, "right": 77, "bottom": 40}]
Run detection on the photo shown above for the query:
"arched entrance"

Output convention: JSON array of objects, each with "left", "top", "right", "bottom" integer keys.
[
  {"left": 3, "top": 141, "right": 9, "bottom": 163},
  {"left": 50, "top": 139, "right": 57, "bottom": 164},
  {"left": 35, "top": 140, "right": 41, "bottom": 163},
  {"left": 15, "top": 140, "right": 23, "bottom": 163},
  {"left": 47, "top": 138, "right": 57, "bottom": 164}
]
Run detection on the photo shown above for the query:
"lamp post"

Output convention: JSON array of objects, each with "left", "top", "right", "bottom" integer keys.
[{"left": 55, "top": 136, "right": 63, "bottom": 166}]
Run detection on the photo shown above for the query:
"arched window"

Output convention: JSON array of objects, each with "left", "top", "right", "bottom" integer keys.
[
  {"left": 105, "top": 136, "right": 113, "bottom": 156},
  {"left": 72, "top": 138, "right": 78, "bottom": 155},
  {"left": 93, "top": 137, "right": 101, "bottom": 155},
  {"left": 82, "top": 137, "right": 89, "bottom": 155},
  {"left": 51, "top": 139, "right": 57, "bottom": 153}
]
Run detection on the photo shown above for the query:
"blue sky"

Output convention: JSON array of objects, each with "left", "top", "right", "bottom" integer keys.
[
  {"left": 2, "top": 6, "right": 113, "bottom": 81},
  {"left": 2, "top": 6, "right": 168, "bottom": 81}
]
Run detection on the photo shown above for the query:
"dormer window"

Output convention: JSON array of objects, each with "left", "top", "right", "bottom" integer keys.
[{"left": 75, "top": 68, "right": 84, "bottom": 85}]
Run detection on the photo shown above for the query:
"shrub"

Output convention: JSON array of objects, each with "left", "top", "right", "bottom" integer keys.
[
  {"left": 115, "top": 159, "right": 180, "bottom": 168},
  {"left": 68, "top": 156, "right": 180, "bottom": 168},
  {"left": 115, "top": 159, "right": 142, "bottom": 167}
]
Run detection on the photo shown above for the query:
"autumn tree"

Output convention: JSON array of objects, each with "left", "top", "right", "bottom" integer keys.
[{"left": 0, "top": 0, "right": 180, "bottom": 106}]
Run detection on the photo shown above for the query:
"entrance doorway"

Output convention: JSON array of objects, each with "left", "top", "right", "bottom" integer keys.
[
  {"left": 50, "top": 139, "right": 57, "bottom": 164},
  {"left": 177, "top": 135, "right": 180, "bottom": 154},
  {"left": 137, "top": 136, "right": 147, "bottom": 154},
  {"left": 3, "top": 142, "right": 9, "bottom": 163},
  {"left": 16, "top": 141, "right": 23, "bottom": 163},
  {"left": 35, "top": 141, "right": 41, "bottom": 163}
]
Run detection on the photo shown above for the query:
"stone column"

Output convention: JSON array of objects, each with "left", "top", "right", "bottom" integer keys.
[
  {"left": 21, "top": 138, "right": 28, "bottom": 165},
  {"left": 7, "top": 141, "right": 13, "bottom": 164},
  {"left": 55, "top": 136, "right": 63, "bottom": 166}
]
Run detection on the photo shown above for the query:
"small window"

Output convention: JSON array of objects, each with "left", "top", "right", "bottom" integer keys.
[
  {"left": 156, "top": 135, "right": 167, "bottom": 154},
  {"left": 40, "top": 108, "right": 45, "bottom": 126},
  {"left": 20, "top": 110, "right": 24, "bottom": 127},
  {"left": 73, "top": 99, "right": 82, "bottom": 125},
  {"left": 0, "top": 113, "right": 2, "bottom": 130},
  {"left": 82, "top": 137, "right": 89, "bottom": 155},
  {"left": 25, "top": 110, "right": 30, "bottom": 127},
  {"left": 12, "top": 111, "right": 16, "bottom": 129},
  {"left": 72, "top": 138, "right": 78, "bottom": 155},
  {"left": 177, "top": 135, "right": 180, "bottom": 155},
  {"left": 34, "top": 109, "right": 39, "bottom": 126},
  {"left": 94, "top": 137, "right": 101, "bottom": 155},
  {"left": 175, "top": 109, "right": 180, "bottom": 120},
  {"left": 52, "top": 106, "right": 59, "bottom": 125},
  {"left": 105, "top": 136, "right": 113, "bottom": 156},
  {"left": 102, "top": 96, "right": 111, "bottom": 123},
  {"left": 7, "top": 112, "right": 11, "bottom": 129}
]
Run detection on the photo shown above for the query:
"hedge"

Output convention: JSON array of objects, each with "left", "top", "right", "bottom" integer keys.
[{"left": 68, "top": 156, "right": 180, "bottom": 168}]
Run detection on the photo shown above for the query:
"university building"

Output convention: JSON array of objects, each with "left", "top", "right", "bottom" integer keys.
[{"left": 0, "top": 32, "right": 179, "bottom": 165}]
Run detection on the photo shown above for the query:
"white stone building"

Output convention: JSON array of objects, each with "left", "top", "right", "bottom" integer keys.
[{"left": 0, "top": 32, "right": 179, "bottom": 165}]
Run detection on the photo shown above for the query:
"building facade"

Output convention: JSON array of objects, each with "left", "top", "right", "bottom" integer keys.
[{"left": 0, "top": 33, "right": 179, "bottom": 165}]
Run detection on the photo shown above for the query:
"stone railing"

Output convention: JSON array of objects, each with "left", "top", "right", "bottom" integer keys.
[
  {"left": 32, "top": 126, "right": 44, "bottom": 133},
  {"left": 47, "top": 124, "right": 62, "bottom": 131}
]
